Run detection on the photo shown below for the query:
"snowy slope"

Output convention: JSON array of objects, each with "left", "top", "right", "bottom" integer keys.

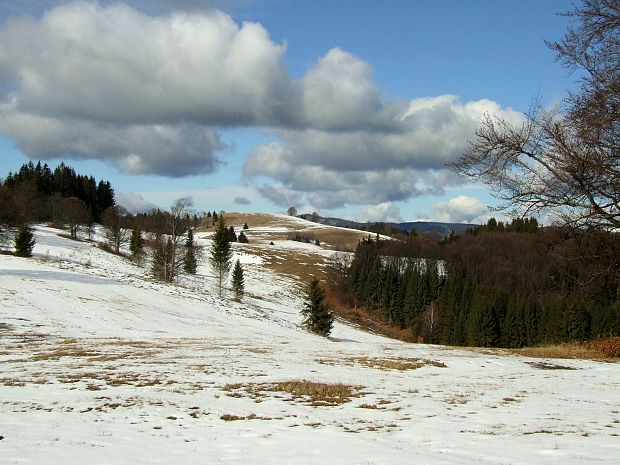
[{"left": 1, "top": 226, "right": 619, "bottom": 464}]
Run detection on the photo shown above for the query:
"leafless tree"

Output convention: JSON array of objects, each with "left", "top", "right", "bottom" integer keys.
[
  {"left": 58, "top": 197, "right": 90, "bottom": 239},
  {"left": 287, "top": 206, "right": 298, "bottom": 217},
  {"left": 453, "top": 0, "right": 619, "bottom": 230},
  {"left": 168, "top": 197, "right": 193, "bottom": 280},
  {"left": 102, "top": 205, "right": 129, "bottom": 253}
]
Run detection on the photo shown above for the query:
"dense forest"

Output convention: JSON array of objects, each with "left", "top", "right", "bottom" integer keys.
[
  {"left": 0, "top": 161, "right": 115, "bottom": 224},
  {"left": 331, "top": 220, "right": 620, "bottom": 348}
]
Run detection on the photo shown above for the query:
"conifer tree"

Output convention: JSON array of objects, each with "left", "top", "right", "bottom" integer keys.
[
  {"left": 301, "top": 279, "right": 334, "bottom": 337},
  {"left": 184, "top": 228, "right": 198, "bottom": 274},
  {"left": 238, "top": 231, "right": 249, "bottom": 243},
  {"left": 227, "top": 226, "right": 237, "bottom": 242},
  {"left": 231, "top": 259, "right": 245, "bottom": 302},
  {"left": 129, "top": 227, "right": 144, "bottom": 261},
  {"left": 14, "top": 224, "right": 35, "bottom": 257},
  {"left": 210, "top": 215, "right": 232, "bottom": 297},
  {"left": 243, "top": 222, "right": 249, "bottom": 230}
]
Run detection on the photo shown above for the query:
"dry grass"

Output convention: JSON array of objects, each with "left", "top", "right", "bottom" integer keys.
[
  {"left": 318, "top": 356, "right": 446, "bottom": 371},
  {"left": 263, "top": 249, "right": 329, "bottom": 283},
  {"left": 526, "top": 361, "right": 578, "bottom": 370},
  {"left": 222, "top": 380, "right": 365, "bottom": 406},
  {"left": 354, "top": 356, "right": 446, "bottom": 370},
  {"left": 512, "top": 338, "right": 620, "bottom": 361},
  {"left": 200, "top": 212, "right": 370, "bottom": 250},
  {"left": 30, "top": 348, "right": 102, "bottom": 361}
]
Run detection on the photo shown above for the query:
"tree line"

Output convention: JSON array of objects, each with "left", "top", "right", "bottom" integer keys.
[
  {"left": 1, "top": 161, "right": 115, "bottom": 225},
  {"left": 330, "top": 218, "right": 619, "bottom": 348}
]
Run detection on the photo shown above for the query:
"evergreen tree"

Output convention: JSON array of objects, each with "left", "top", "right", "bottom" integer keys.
[
  {"left": 238, "top": 231, "right": 249, "bottom": 243},
  {"left": 227, "top": 226, "right": 238, "bottom": 242},
  {"left": 243, "top": 222, "right": 249, "bottom": 230},
  {"left": 231, "top": 259, "right": 245, "bottom": 302},
  {"left": 210, "top": 215, "right": 232, "bottom": 297},
  {"left": 184, "top": 228, "right": 198, "bottom": 274},
  {"left": 129, "top": 228, "right": 144, "bottom": 260},
  {"left": 301, "top": 279, "right": 334, "bottom": 337},
  {"left": 14, "top": 225, "right": 35, "bottom": 257}
]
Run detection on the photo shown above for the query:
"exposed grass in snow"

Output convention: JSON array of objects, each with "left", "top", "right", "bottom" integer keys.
[
  {"left": 222, "top": 380, "right": 365, "bottom": 407},
  {"left": 317, "top": 356, "right": 446, "bottom": 371},
  {"left": 2, "top": 224, "right": 620, "bottom": 464}
]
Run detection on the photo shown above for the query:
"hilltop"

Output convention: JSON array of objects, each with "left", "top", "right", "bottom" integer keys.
[{"left": 1, "top": 216, "right": 619, "bottom": 464}]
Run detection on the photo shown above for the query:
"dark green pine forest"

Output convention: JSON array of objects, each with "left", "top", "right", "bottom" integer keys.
[
  {"left": 334, "top": 219, "right": 619, "bottom": 348},
  {"left": 0, "top": 160, "right": 115, "bottom": 223}
]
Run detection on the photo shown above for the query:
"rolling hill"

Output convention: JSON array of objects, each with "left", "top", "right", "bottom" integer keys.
[{"left": 1, "top": 216, "right": 619, "bottom": 464}]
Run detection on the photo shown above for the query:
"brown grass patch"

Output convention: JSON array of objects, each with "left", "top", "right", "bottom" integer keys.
[
  {"left": 30, "top": 348, "right": 102, "bottom": 361},
  {"left": 220, "top": 413, "right": 272, "bottom": 421},
  {"left": 263, "top": 249, "right": 328, "bottom": 283},
  {"left": 512, "top": 338, "right": 620, "bottom": 361},
  {"left": 223, "top": 380, "right": 365, "bottom": 406},
  {"left": 318, "top": 356, "right": 446, "bottom": 371},
  {"left": 526, "top": 361, "right": 578, "bottom": 370}
]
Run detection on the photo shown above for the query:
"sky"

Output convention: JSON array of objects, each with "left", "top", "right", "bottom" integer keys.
[{"left": 0, "top": 0, "right": 579, "bottom": 223}]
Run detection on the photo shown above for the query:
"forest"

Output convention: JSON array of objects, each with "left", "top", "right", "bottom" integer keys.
[{"left": 330, "top": 221, "right": 619, "bottom": 348}]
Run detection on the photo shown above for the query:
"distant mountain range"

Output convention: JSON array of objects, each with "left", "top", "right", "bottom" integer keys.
[{"left": 300, "top": 214, "right": 478, "bottom": 236}]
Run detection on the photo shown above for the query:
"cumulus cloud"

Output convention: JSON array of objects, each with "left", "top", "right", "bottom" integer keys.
[
  {"left": 0, "top": 2, "right": 287, "bottom": 175},
  {"left": 358, "top": 202, "right": 403, "bottom": 223},
  {"left": 0, "top": 2, "right": 522, "bottom": 213},
  {"left": 432, "top": 196, "right": 487, "bottom": 223},
  {"left": 244, "top": 96, "right": 520, "bottom": 209},
  {"left": 234, "top": 196, "right": 251, "bottom": 205},
  {"left": 116, "top": 192, "right": 159, "bottom": 214}
]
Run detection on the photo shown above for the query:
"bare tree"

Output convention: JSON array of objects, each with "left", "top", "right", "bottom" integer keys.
[
  {"left": 168, "top": 197, "right": 193, "bottom": 280},
  {"left": 287, "top": 206, "right": 298, "bottom": 217},
  {"left": 58, "top": 197, "right": 90, "bottom": 239},
  {"left": 102, "top": 205, "right": 129, "bottom": 253},
  {"left": 453, "top": 0, "right": 619, "bottom": 230}
]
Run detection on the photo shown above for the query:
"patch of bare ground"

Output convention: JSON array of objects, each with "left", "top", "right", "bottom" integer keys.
[
  {"left": 220, "top": 413, "right": 275, "bottom": 421},
  {"left": 222, "top": 380, "right": 365, "bottom": 406},
  {"left": 318, "top": 356, "right": 446, "bottom": 371},
  {"left": 511, "top": 337, "right": 620, "bottom": 361},
  {"left": 526, "top": 361, "right": 578, "bottom": 370},
  {"left": 263, "top": 249, "right": 328, "bottom": 283}
]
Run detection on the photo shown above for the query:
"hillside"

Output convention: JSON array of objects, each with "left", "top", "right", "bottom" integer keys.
[{"left": 1, "top": 220, "right": 620, "bottom": 464}]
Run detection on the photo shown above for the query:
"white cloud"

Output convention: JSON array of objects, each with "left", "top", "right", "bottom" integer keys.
[
  {"left": 0, "top": 2, "right": 287, "bottom": 175},
  {"left": 358, "top": 202, "right": 403, "bottom": 223},
  {"left": 244, "top": 95, "right": 520, "bottom": 209},
  {"left": 116, "top": 192, "right": 159, "bottom": 214},
  {"left": 432, "top": 196, "right": 487, "bottom": 223},
  {"left": 0, "top": 2, "right": 523, "bottom": 215}
]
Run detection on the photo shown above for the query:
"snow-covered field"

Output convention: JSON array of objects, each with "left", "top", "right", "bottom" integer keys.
[{"left": 1, "top": 226, "right": 619, "bottom": 464}]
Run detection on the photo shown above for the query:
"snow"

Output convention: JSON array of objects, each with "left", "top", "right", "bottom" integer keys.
[{"left": 1, "top": 226, "right": 619, "bottom": 464}]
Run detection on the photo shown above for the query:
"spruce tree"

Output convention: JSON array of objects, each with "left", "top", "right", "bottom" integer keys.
[
  {"left": 184, "top": 228, "right": 198, "bottom": 274},
  {"left": 14, "top": 225, "right": 35, "bottom": 257},
  {"left": 129, "top": 228, "right": 144, "bottom": 260},
  {"left": 227, "top": 226, "right": 237, "bottom": 242},
  {"left": 231, "top": 259, "right": 245, "bottom": 302},
  {"left": 238, "top": 231, "right": 249, "bottom": 243},
  {"left": 210, "top": 215, "right": 232, "bottom": 297},
  {"left": 301, "top": 279, "right": 334, "bottom": 337}
]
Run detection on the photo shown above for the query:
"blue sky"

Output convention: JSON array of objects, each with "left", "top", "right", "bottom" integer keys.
[{"left": 0, "top": 0, "right": 577, "bottom": 223}]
